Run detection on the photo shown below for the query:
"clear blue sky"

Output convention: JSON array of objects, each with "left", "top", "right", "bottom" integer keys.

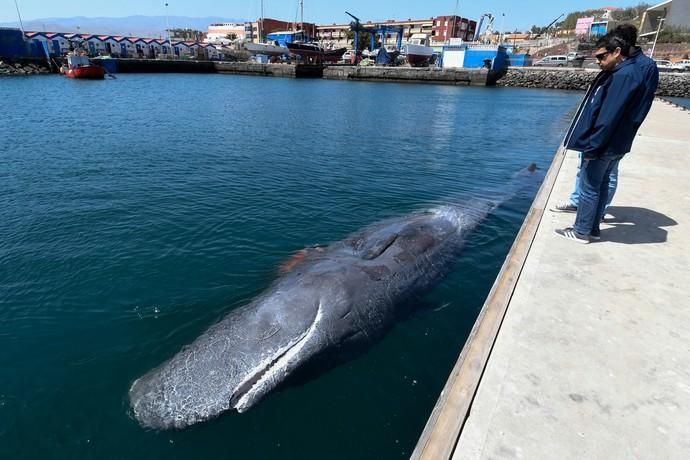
[{"left": 3, "top": 1, "right": 641, "bottom": 31}]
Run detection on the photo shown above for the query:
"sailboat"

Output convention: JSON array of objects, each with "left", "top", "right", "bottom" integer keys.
[
  {"left": 244, "top": 0, "right": 288, "bottom": 57},
  {"left": 284, "top": 0, "right": 346, "bottom": 62}
]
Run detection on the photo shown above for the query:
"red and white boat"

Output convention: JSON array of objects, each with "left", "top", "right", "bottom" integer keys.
[
  {"left": 61, "top": 53, "right": 105, "bottom": 79},
  {"left": 402, "top": 34, "right": 434, "bottom": 67}
]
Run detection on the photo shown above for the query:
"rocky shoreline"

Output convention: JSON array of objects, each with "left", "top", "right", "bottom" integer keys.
[
  {"left": 496, "top": 67, "right": 690, "bottom": 98},
  {"left": 0, "top": 60, "right": 52, "bottom": 76}
]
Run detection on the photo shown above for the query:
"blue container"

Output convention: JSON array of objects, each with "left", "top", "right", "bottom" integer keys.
[
  {"left": 463, "top": 46, "right": 509, "bottom": 71},
  {"left": 506, "top": 53, "right": 533, "bottom": 67},
  {"left": 0, "top": 28, "right": 29, "bottom": 59}
]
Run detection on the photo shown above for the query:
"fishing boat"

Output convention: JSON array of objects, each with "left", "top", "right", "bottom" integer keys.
[
  {"left": 60, "top": 53, "right": 105, "bottom": 79},
  {"left": 402, "top": 33, "right": 434, "bottom": 67}
]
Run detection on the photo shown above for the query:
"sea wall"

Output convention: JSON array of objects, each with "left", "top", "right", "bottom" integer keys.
[
  {"left": 496, "top": 68, "right": 690, "bottom": 97},
  {"left": 0, "top": 59, "right": 51, "bottom": 76},
  {"left": 323, "top": 66, "right": 499, "bottom": 86}
]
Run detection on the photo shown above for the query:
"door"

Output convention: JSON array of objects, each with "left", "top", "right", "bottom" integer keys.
[
  {"left": 88, "top": 42, "right": 96, "bottom": 55},
  {"left": 120, "top": 43, "right": 127, "bottom": 58},
  {"left": 52, "top": 39, "right": 61, "bottom": 57}
]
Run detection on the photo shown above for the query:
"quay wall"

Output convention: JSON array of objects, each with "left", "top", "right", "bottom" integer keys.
[
  {"left": 214, "top": 62, "right": 324, "bottom": 78},
  {"left": 323, "top": 66, "right": 498, "bottom": 86},
  {"left": 497, "top": 67, "right": 690, "bottom": 97}
]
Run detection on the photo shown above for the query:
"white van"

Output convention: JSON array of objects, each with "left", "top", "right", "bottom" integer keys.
[{"left": 533, "top": 55, "right": 568, "bottom": 67}]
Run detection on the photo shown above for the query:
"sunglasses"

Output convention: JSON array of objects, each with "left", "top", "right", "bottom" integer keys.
[{"left": 594, "top": 51, "right": 610, "bottom": 61}]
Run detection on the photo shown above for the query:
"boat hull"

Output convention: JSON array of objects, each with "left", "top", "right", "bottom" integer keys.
[
  {"left": 403, "top": 43, "right": 434, "bottom": 67},
  {"left": 286, "top": 43, "right": 346, "bottom": 62},
  {"left": 244, "top": 42, "right": 288, "bottom": 57},
  {"left": 65, "top": 65, "right": 106, "bottom": 79}
]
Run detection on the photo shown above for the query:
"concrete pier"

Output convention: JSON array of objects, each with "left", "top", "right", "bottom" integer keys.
[
  {"left": 413, "top": 99, "right": 690, "bottom": 459},
  {"left": 323, "top": 65, "right": 499, "bottom": 86}
]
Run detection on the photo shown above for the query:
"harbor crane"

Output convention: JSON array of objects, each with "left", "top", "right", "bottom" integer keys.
[
  {"left": 473, "top": 13, "right": 495, "bottom": 42},
  {"left": 534, "top": 13, "right": 565, "bottom": 39},
  {"left": 345, "top": 11, "right": 404, "bottom": 54}
]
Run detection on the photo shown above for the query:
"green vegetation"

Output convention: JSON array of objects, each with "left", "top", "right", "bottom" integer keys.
[{"left": 658, "top": 25, "right": 690, "bottom": 43}]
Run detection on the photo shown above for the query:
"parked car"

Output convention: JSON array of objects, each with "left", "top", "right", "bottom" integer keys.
[
  {"left": 674, "top": 59, "right": 690, "bottom": 71},
  {"left": 533, "top": 55, "right": 568, "bottom": 67},
  {"left": 654, "top": 59, "right": 683, "bottom": 72}
]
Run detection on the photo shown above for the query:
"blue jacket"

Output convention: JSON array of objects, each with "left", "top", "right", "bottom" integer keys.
[
  {"left": 629, "top": 47, "right": 659, "bottom": 130},
  {"left": 565, "top": 56, "right": 653, "bottom": 159}
]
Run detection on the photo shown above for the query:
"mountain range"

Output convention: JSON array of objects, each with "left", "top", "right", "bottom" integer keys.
[{"left": 0, "top": 16, "right": 245, "bottom": 38}]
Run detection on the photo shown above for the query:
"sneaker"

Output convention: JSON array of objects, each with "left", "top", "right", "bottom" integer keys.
[
  {"left": 554, "top": 227, "right": 590, "bottom": 244},
  {"left": 590, "top": 230, "right": 601, "bottom": 241},
  {"left": 550, "top": 201, "right": 577, "bottom": 213}
]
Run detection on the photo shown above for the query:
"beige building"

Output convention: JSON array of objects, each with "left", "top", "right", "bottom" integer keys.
[
  {"left": 316, "top": 18, "right": 435, "bottom": 49},
  {"left": 640, "top": 0, "right": 690, "bottom": 38}
]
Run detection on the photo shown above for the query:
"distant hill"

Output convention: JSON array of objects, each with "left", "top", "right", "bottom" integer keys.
[{"left": 0, "top": 15, "right": 245, "bottom": 38}]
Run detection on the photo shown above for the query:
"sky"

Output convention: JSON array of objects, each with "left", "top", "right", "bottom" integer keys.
[{"left": 2, "top": 1, "right": 642, "bottom": 31}]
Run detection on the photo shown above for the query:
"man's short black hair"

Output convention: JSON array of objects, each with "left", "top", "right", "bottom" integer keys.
[
  {"left": 596, "top": 32, "right": 629, "bottom": 56},
  {"left": 612, "top": 24, "right": 638, "bottom": 56},
  {"left": 614, "top": 23, "right": 638, "bottom": 47}
]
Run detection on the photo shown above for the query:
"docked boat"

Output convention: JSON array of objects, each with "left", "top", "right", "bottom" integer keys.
[
  {"left": 402, "top": 33, "right": 434, "bottom": 67},
  {"left": 244, "top": 41, "right": 287, "bottom": 57},
  {"left": 61, "top": 53, "right": 105, "bottom": 79},
  {"left": 286, "top": 40, "right": 346, "bottom": 62}
]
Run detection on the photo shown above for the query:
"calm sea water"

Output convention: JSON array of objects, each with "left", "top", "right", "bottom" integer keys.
[
  {"left": 668, "top": 96, "right": 690, "bottom": 110},
  {"left": 0, "top": 74, "right": 580, "bottom": 459}
]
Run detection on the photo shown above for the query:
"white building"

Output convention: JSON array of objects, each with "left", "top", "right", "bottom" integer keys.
[{"left": 205, "top": 22, "right": 247, "bottom": 44}]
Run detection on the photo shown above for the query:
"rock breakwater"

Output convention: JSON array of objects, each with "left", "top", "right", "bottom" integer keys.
[
  {"left": 0, "top": 60, "right": 51, "bottom": 76},
  {"left": 497, "top": 68, "right": 690, "bottom": 97}
]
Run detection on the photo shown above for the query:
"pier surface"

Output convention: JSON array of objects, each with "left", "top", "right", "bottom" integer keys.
[{"left": 413, "top": 100, "right": 690, "bottom": 459}]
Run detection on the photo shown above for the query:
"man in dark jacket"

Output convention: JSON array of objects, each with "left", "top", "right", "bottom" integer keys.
[
  {"left": 552, "top": 24, "right": 659, "bottom": 215},
  {"left": 555, "top": 31, "right": 648, "bottom": 243}
]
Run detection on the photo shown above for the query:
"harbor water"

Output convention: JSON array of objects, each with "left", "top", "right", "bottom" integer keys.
[{"left": 0, "top": 74, "right": 580, "bottom": 459}]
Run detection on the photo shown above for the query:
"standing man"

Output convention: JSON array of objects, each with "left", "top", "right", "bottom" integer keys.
[
  {"left": 555, "top": 31, "right": 649, "bottom": 243},
  {"left": 551, "top": 24, "right": 659, "bottom": 215}
]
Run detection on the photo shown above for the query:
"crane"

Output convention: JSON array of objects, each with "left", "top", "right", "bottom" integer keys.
[
  {"left": 534, "top": 13, "right": 564, "bottom": 39},
  {"left": 473, "top": 13, "right": 495, "bottom": 42}
]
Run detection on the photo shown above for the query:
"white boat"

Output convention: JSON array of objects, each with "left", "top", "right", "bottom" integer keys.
[
  {"left": 402, "top": 33, "right": 434, "bottom": 66},
  {"left": 244, "top": 41, "right": 287, "bottom": 56}
]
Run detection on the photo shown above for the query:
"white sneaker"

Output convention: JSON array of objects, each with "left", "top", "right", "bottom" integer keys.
[{"left": 554, "top": 227, "right": 590, "bottom": 244}]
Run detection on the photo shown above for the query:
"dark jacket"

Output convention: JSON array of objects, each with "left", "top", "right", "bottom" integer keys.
[
  {"left": 629, "top": 47, "right": 659, "bottom": 132},
  {"left": 564, "top": 57, "right": 649, "bottom": 159}
]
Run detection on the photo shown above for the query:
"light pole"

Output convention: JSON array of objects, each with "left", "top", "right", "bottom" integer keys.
[
  {"left": 500, "top": 13, "right": 505, "bottom": 44},
  {"left": 13, "top": 0, "right": 25, "bottom": 34},
  {"left": 165, "top": 2, "right": 172, "bottom": 58},
  {"left": 650, "top": 15, "right": 665, "bottom": 59}
]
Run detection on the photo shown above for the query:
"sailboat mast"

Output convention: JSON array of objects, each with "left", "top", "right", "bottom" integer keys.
[
  {"left": 300, "top": 0, "right": 304, "bottom": 37},
  {"left": 259, "top": 0, "right": 264, "bottom": 41}
]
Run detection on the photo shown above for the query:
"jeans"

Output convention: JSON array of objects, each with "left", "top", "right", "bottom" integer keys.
[
  {"left": 569, "top": 152, "right": 619, "bottom": 209},
  {"left": 573, "top": 155, "right": 623, "bottom": 236}
]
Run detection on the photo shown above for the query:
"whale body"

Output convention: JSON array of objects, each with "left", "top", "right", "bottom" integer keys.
[{"left": 129, "top": 168, "right": 537, "bottom": 430}]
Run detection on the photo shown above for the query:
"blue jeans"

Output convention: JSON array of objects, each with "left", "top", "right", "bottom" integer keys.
[
  {"left": 569, "top": 152, "right": 618, "bottom": 209},
  {"left": 573, "top": 155, "right": 623, "bottom": 236}
]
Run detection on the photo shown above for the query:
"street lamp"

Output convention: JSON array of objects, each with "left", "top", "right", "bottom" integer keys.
[
  {"left": 650, "top": 15, "right": 665, "bottom": 59},
  {"left": 13, "top": 0, "right": 25, "bottom": 33},
  {"left": 165, "top": 2, "right": 172, "bottom": 59},
  {"left": 500, "top": 13, "right": 505, "bottom": 44}
]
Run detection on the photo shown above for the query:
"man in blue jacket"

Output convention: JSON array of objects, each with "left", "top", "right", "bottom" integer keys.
[
  {"left": 555, "top": 31, "right": 649, "bottom": 243},
  {"left": 552, "top": 24, "right": 659, "bottom": 216}
]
